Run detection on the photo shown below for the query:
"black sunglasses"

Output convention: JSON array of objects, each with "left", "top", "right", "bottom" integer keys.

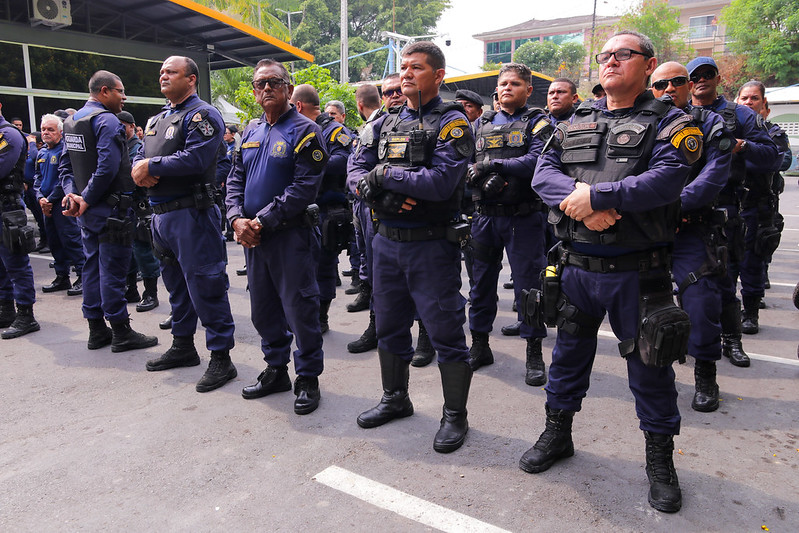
[
  {"left": 595, "top": 48, "right": 651, "bottom": 64},
  {"left": 651, "top": 76, "right": 689, "bottom": 91},
  {"left": 689, "top": 70, "right": 717, "bottom": 83},
  {"left": 382, "top": 88, "right": 402, "bottom": 97},
  {"left": 252, "top": 78, "right": 288, "bottom": 90}
]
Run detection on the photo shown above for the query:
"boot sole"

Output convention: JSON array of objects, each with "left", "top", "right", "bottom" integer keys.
[
  {"left": 88, "top": 335, "right": 113, "bottom": 350},
  {"left": 196, "top": 367, "right": 238, "bottom": 393},
  {"left": 146, "top": 354, "right": 201, "bottom": 371},
  {"left": 525, "top": 374, "right": 547, "bottom": 387},
  {"left": 159, "top": 321, "right": 172, "bottom": 330},
  {"left": 648, "top": 494, "right": 682, "bottom": 513},
  {"left": 519, "top": 447, "right": 574, "bottom": 474},
  {"left": 294, "top": 397, "right": 321, "bottom": 415},
  {"left": 111, "top": 337, "right": 159, "bottom": 353},
  {"left": 136, "top": 302, "right": 159, "bottom": 312},
  {"left": 1, "top": 323, "right": 41, "bottom": 339},
  {"left": 347, "top": 341, "right": 378, "bottom": 353}
]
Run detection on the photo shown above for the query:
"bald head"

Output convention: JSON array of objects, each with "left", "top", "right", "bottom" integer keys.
[
  {"left": 651, "top": 61, "right": 692, "bottom": 109},
  {"left": 290, "top": 84, "right": 320, "bottom": 120}
]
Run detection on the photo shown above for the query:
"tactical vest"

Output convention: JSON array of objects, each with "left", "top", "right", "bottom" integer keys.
[
  {"left": 316, "top": 113, "right": 350, "bottom": 197},
  {"left": 142, "top": 102, "right": 215, "bottom": 197},
  {"left": 553, "top": 96, "right": 680, "bottom": 249},
  {"left": 0, "top": 124, "right": 26, "bottom": 201},
  {"left": 744, "top": 120, "right": 787, "bottom": 201},
  {"left": 474, "top": 108, "right": 547, "bottom": 205},
  {"left": 373, "top": 103, "right": 466, "bottom": 224},
  {"left": 63, "top": 108, "right": 133, "bottom": 195},
  {"left": 716, "top": 102, "right": 746, "bottom": 190}
]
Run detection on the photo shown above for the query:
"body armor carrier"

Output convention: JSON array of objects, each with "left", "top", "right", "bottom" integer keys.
[
  {"left": 142, "top": 102, "right": 215, "bottom": 197},
  {"left": 552, "top": 94, "right": 679, "bottom": 249},
  {"left": 473, "top": 108, "right": 545, "bottom": 205},
  {"left": 62, "top": 109, "right": 133, "bottom": 196},
  {"left": 372, "top": 103, "right": 465, "bottom": 224},
  {"left": 716, "top": 102, "right": 746, "bottom": 200},
  {"left": 0, "top": 124, "right": 26, "bottom": 204}
]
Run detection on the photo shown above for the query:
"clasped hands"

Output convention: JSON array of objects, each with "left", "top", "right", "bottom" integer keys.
[{"left": 559, "top": 182, "right": 620, "bottom": 231}]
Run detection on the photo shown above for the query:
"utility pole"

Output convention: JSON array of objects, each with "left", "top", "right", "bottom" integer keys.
[{"left": 340, "top": 0, "right": 348, "bottom": 84}]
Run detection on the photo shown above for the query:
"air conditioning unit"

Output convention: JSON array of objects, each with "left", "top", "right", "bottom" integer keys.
[{"left": 31, "top": 0, "right": 72, "bottom": 28}]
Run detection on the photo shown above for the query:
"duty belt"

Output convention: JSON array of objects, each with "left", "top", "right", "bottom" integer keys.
[
  {"left": 562, "top": 246, "right": 670, "bottom": 273},
  {"left": 377, "top": 223, "right": 447, "bottom": 242},
  {"left": 476, "top": 199, "right": 545, "bottom": 217},
  {"left": 151, "top": 194, "right": 209, "bottom": 215}
]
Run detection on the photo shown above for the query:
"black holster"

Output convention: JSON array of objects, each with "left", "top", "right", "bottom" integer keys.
[
  {"left": 1, "top": 209, "right": 36, "bottom": 255},
  {"left": 99, "top": 216, "right": 134, "bottom": 246},
  {"left": 634, "top": 273, "right": 690, "bottom": 367},
  {"left": 321, "top": 205, "right": 353, "bottom": 253}
]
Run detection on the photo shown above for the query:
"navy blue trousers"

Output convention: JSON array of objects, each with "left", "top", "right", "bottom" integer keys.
[
  {"left": 0, "top": 206, "right": 35, "bottom": 306},
  {"left": 372, "top": 234, "right": 468, "bottom": 362},
  {"left": 152, "top": 206, "right": 234, "bottom": 351},
  {"left": 245, "top": 226, "right": 323, "bottom": 377},
  {"left": 738, "top": 206, "right": 766, "bottom": 300},
  {"left": 45, "top": 206, "right": 83, "bottom": 277},
  {"left": 468, "top": 212, "right": 547, "bottom": 338},
  {"left": 546, "top": 265, "right": 681, "bottom": 436},
  {"left": 316, "top": 209, "right": 339, "bottom": 302},
  {"left": 353, "top": 200, "right": 374, "bottom": 289}
]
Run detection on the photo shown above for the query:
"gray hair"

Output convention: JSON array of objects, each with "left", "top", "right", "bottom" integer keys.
[
  {"left": 40, "top": 113, "right": 63, "bottom": 132},
  {"left": 324, "top": 100, "right": 346, "bottom": 115}
]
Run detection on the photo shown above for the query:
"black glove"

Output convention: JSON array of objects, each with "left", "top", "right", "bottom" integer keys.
[
  {"left": 356, "top": 177, "right": 379, "bottom": 202},
  {"left": 365, "top": 163, "right": 389, "bottom": 189},
  {"left": 482, "top": 174, "right": 507, "bottom": 198},
  {"left": 466, "top": 160, "right": 497, "bottom": 186}
]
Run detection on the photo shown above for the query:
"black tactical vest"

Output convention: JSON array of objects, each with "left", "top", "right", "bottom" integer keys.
[
  {"left": 474, "top": 108, "right": 548, "bottom": 205},
  {"left": 716, "top": 102, "right": 746, "bottom": 190},
  {"left": 63, "top": 108, "right": 133, "bottom": 196},
  {"left": 373, "top": 103, "right": 466, "bottom": 224},
  {"left": 142, "top": 102, "right": 215, "bottom": 197},
  {"left": 0, "top": 124, "right": 26, "bottom": 200},
  {"left": 553, "top": 94, "right": 680, "bottom": 249},
  {"left": 744, "top": 120, "right": 786, "bottom": 200}
]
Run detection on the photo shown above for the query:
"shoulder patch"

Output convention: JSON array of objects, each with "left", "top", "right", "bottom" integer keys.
[
  {"left": 439, "top": 118, "right": 470, "bottom": 141},
  {"left": 0, "top": 139, "right": 8, "bottom": 152},
  {"left": 532, "top": 118, "right": 550, "bottom": 136},
  {"left": 192, "top": 112, "right": 203, "bottom": 123},
  {"left": 656, "top": 113, "right": 693, "bottom": 141},
  {"left": 295, "top": 130, "right": 328, "bottom": 171},
  {"left": 670, "top": 126, "right": 703, "bottom": 164}
]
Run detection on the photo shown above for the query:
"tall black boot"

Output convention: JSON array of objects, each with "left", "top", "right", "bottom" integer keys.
[
  {"left": 411, "top": 320, "right": 435, "bottom": 367},
  {"left": 691, "top": 360, "right": 719, "bottom": 412},
  {"left": 196, "top": 349, "right": 237, "bottom": 392},
  {"left": 125, "top": 272, "right": 140, "bottom": 303},
  {"left": 319, "top": 299, "right": 331, "bottom": 334},
  {"left": 347, "top": 310, "right": 377, "bottom": 353},
  {"left": 720, "top": 301, "right": 750, "bottom": 367},
  {"left": 519, "top": 403, "right": 575, "bottom": 473},
  {"left": 346, "top": 281, "right": 371, "bottom": 312},
  {"left": 741, "top": 295, "right": 760, "bottom": 334},
  {"left": 1, "top": 304, "right": 40, "bottom": 339},
  {"left": 136, "top": 277, "right": 159, "bottom": 312},
  {"left": 525, "top": 337, "right": 547, "bottom": 386},
  {"left": 110, "top": 318, "right": 158, "bottom": 353},
  {"left": 87, "top": 318, "right": 113, "bottom": 350},
  {"left": 357, "top": 348, "right": 414, "bottom": 428},
  {"left": 0, "top": 299, "right": 16, "bottom": 328},
  {"left": 146, "top": 335, "right": 200, "bottom": 371},
  {"left": 467, "top": 330, "right": 493, "bottom": 371},
  {"left": 644, "top": 431, "right": 682, "bottom": 513},
  {"left": 434, "top": 361, "right": 472, "bottom": 453}
]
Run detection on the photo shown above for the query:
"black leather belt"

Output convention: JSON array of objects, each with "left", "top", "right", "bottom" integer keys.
[
  {"left": 476, "top": 199, "right": 545, "bottom": 217},
  {"left": 562, "top": 246, "right": 670, "bottom": 273},
  {"left": 377, "top": 224, "right": 447, "bottom": 242},
  {"left": 151, "top": 195, "right": 197, "bottom": 215}
]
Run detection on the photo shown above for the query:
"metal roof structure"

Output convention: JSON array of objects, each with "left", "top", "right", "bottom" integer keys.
[
  {"left": 0, "top": 0, "right": 312, "bottom": 68},
  {"left": 440, "top": 70, "right": 554, "bottom": 109}
]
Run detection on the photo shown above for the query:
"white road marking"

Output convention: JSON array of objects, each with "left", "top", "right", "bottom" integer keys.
[
  {"left": 314, "top": 465, "right": 512, "bottom": 533},
  {"left": 768, "top": 281, "right": 797, "bottom": 288}
]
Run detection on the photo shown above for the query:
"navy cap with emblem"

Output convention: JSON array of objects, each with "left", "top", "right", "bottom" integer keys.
[
  {"left": 455, "top": 90, "right": 483, "bottom": 107},
  {"left": 686, "top": 57, "right": 718, "bottom": 77}
]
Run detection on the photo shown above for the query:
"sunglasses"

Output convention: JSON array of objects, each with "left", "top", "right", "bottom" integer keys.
[
  {"left": 382, "top": 88, "right": 402, "bottom": 97},
  {"left": 252, "top": 78, "right": 288, "bottom": 90},
  {"left": 651, "top": 76, "right": 689, "bottom": 91},
  {"left": 690, "top": 70, "right": 717, "bottom": 83},
  {"left": 595, "top": 48, "right": 651, "bottom": 64}
]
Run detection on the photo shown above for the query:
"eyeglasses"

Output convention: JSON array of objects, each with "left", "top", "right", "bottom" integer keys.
[
  {"left": 109, "top": 87, "right": 126, "bottom": 95},
  {"left": 689, "top": 70, "right": 717, "bottom": 83},
  {"left": 595, "top": 48, "right": 651, "bottom": 64},
  {"left": 252, "top": 78, "right": 288, "bottom": 90},
  {"left": 651, "top": 76, "right": 689, "bottom": 91},
  {"left": 382, "top": 88, "right": 402, "bottom": 97}
]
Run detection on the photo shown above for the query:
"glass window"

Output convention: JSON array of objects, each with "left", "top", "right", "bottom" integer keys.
[
  {"left": 0, "top": 42, "right": 26, "bottom": 88},
  {"left": 542, "top": 32, "right": 584, "bottom": 45},
  {"left": 689, "top": 15, "right": 717, "bottom": 40},
  {"left": 486, "top": 40, "right": 512, "bottom": 64},
  {"left": 0, "top": 94, "right": 31, "bottom": 132},
  {"left": 514, "top": 38, "right": 535, "bottom": 49},
  {"left": 32, "top": 97, "right": 163, "bottom": 129}
]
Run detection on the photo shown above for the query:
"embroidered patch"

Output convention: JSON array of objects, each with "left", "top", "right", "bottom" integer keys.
[
  {"left": 507, "top": 130, "right": 524, "bottom": 147},
  {"left": 192, "top": 112, "right": 203, "bottom": 122},
  {"left": 485, "top": 135, "right": 504, "bottom": 149},
  {"left": 197, "top": 120, "right": 215, "bottom": 137},
  {"left": 241, "top": 141, "right": 260, "bottom": 149},
  {"left": 312, "top": 149, "right": 324, "bottom": 161},
  {"left": 50, "top": 155, "right": 58, "bottom": 164},
  {"left": 439, "top": 118, "right": 469, "bottom": 140},
  {"left": 567, "top": 122, "right": 599, "bottom": 132},
  {"left": 670, "top": 126, "right": 702, "bottom": 149},
  {"left": 616, "top": 133, "right": 631, "bottom": 145},
  {"left": 450, "top": 127, "right": 464, "bottom": 139},
  {"left": 0, "top": 140, "right": 7, "bottom": 151},
  {"left": 271, "top": 141, "right": 288, "bottom": 157},
  {"left": 388, "top": 143, "right": 407, "bottom": 159},
  {"left": 685, "top": 135, "right": 700, "bottom": 152},
  {"left": 476, "top": 137, "right": 485, "bottom": 151},
  {"left": 531, "top": 118, "right": 549, "bottom": 135},
  {"left": 165, "top": 126, "right": 175, "bottom": 140}
]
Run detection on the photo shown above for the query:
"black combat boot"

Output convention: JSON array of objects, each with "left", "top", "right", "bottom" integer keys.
[
  {"left": 741, "top": 295, "right": 760, "bottom": 334},
  {"left": 720, "top": 301, "right": 750, "bottom": 367},
  {"left": 196, "top": 349, "right": 237, "bottom": 392},
  {"left": 42, "top": 274, "right": 70, "bottom": 293},
  {"left": 357, "top": 349, "right": 414, "bottom": 428},
  {"left": 793, "top": 281, "right": 799, "bottom": 310},
  {"left": 0, "top": 299, "right": 16, "bottom": 328},
  {"left": 691, "top": 359, "right": 719, "bottom": 412},
  {"left": 346, "top": 281, "right": 371, "bottom": 312},
  {"left": 136, "top": 278, "right": 159, "bottom": 312},
  {"left": 525, "top": 337, "right": 547, "bottom": 386},
  {"left": 109, "top": 318, "right": 158, "bottom": 353},
  {"left": 411, "top": 320, "right": 435, "bottom": 367},
  {"left": 347, "top": 311, "right": 378, "bottom": 353},
  {"left": 644, "top": 431, "right": 682, "bottom": 513},
  {"left": 345, "top": 277, "right": 361, "bottom": 295},
  {"left": 159, "top": 313, "right": 173, "bottom": 330},
  {"left": 434, "top": 361, "right": 472, "bottom": 453},
  {"left": 87, "top": 318, "right": 113, "bottom": 350},
  {"left": 294, "top": 375, "right": 321, "bottom": 414},
  {"left": 146, "top": 335, "right": 200, "bottom": 371},
  {"left": 124, "top": 272, "right": 140, "bottom": 303},
  {"left": 67, "top": 275, "right": 83, "bottom": 296},
  {"left": 467, "top": 330, "right": 493, "bottom": 371},
  {"left": 519, "top": 404, "right": 575, "bottom": 473},
  {"left": 1, "top": 304, "right": 40, "bottom": 339},
  {"left": 242, "top": 365, "right": 292, "bottom": 399},
  {"left": 319, "top": 299, "right": 331, "bottom": 334},
  {"left": 501, "top": 320, "right": 521, "bottom": 336}
]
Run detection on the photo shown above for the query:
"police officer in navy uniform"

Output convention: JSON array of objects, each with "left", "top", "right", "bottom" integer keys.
[
  {"left": 527, "top": 31, "right": 701, "bottom": 513},
  {"left": 651, "top": 62, "right": 734, "bottom": 413},
  {"left": 547, "top": 78, "right": 580, "bottom": 125},
  {"left": 226, "top": 59, "right": 327, "bottom": 415},
  {"left": 60, "top": 70, "right": 157, "bottom": 352},
  {"left": 0, "top": 102, "right": 40, "bottom": 339},
  {"left": 688, "top": 57, "right": 778, "bottom": 365},
  {"left": 466, "top": 63, "right": 552, "bottom": 387},
  {"left": 290, "top": 84, "right": 354, "bottom": 334},
  {"left": 35, "top": 114, "right": 84, "bottom": 296},
  {"left": 349, "top": 41, "right": 475, "bottom": 453},
  {"left": 132, "top": 56, "right": 236, "bottom": 393}
]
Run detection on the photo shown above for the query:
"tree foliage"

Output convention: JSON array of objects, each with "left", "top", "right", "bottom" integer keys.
[
  {"left": 293, "top": 65, "right": 361, "bottom": 130},
  {"left": 196, "top": 0, "right": 289, "bottom": 40},
  {"left": 618, "top": 0, "right": 692, "bottom": 62},
  {"left": 513, "top": 40, "right": 586, "bottom": 80},
  {"left": 722, "top": 0, "right": 799, "bottom": 85}
]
